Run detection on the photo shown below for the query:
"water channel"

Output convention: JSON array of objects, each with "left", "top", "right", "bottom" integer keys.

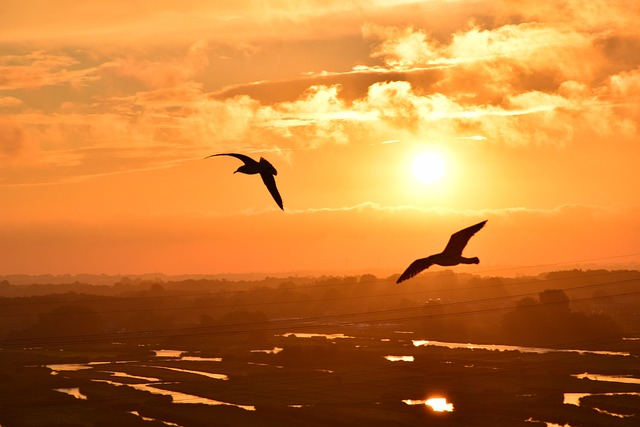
[{"left": 48, "top": 334, "right": 639, "bottom": 423}]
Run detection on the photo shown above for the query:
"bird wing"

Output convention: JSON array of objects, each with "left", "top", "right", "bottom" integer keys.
[
  {"left": 442, "top": 220, "right": 487, "bottom": 257},
  {"left": 205, "top": 153, "right": 256, "bottom": 166},
  {"left": 396, "top": 257, "right": 434, "bottom": 284},
  {"left": 260, "top": 172, "right": 284, "bottom": 210},
  {"left": 259, "top": 157, "right": 277, "bottom": 175}
]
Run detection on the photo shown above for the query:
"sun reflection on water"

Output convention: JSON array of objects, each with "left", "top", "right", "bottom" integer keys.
[
  {"left": 403, "top": 397, "right": 454, "bottom": 412},
  {"left": 384, "top": 355, "right": 414, "bottom": 362},
  {"left": 425, "top": 398, "right": 454, "bottom": 412}
]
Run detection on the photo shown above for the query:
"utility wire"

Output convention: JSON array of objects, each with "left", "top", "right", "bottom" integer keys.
[{"left": 1, "top": 276, "right": 638, "bottom": 348}]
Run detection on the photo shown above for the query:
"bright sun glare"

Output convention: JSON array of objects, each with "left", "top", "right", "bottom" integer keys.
[
  {"left": 425, "top": 398, "right": 454, "bottom": 412},
  {"left": 403, "top": 397, "right": 454, "bottom": 412},
  {"left": 412, "top": 152, "right": 446, "bottom": 184}
]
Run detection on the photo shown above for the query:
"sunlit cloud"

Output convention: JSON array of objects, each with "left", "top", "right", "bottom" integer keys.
[
  {"left": 365, "top": 24, "right": 445, "bottom": 68},
  {"left": 285, "top": 201, "right": 627, "bottom": 219},
  {"left": 1, "top": 0, "right": 638, "bottom": 202},
  {"left": 103, "top": 40, "right": 210, "bottom": 90},
  {"left": 0, "top": 0, "right": 638, "bottom": 278},
  {"left": 608, "top": 68, "right": 640, "bottom": 99},
  {"left": 457, "top": 135, "right": 486, "bottom": 141},
  {"left": 0, "top": 0, "right": 447, "bottom": 46},
  {"left": 1, "top": 66, "right": 633, "bottom": 184},
  {"left": 504, "top": 0, "right": 640, "bottom": 33},
  {"left": 0, "top": 51, "right": 108, "bottom": 90}
]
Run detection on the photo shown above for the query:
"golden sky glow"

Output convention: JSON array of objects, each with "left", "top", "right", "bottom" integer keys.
[{"left": 1, "top": 0, "right": 639, "bottom": 275}]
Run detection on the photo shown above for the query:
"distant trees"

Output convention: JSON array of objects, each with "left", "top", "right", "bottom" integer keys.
[
  {"left": 414, "top": 300, "right": 449, "bottom": 339},
  {"left": 38, "top": 305, "right": 104, "bottom": 336},
  {"left": 539, "top": 289, "right": 570, "bottom": 313},
  {"left": 1, "top": 271, "right": 635, "bottom": 351},
  {"left": 217, "top": 310, "right": 268, "bottom": 326},
  {"left": 9, "top": 304, "right": 105, "bottom": 341},
  {"left": 198, "top": 310, "right": 270, "bottom": 344},
  {"left": 502, "top": 289, "right": 623, "bottom": 348}
]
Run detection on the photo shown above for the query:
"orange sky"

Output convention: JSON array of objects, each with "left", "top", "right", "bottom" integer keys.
[{"left": 1, "top": 0, "right": 639, "bottom": 276}]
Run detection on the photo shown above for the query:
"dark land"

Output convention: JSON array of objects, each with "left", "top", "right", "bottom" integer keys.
[{"left": 0, "top": 269, "right": 639, "bottom": 426}]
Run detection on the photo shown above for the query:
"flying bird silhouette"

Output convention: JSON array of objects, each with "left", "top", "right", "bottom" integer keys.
[
  {"left": 396, "top": 220, "right": 487, "bottom": 284},
  {"left": 206, "top": 153, "right": 283, "bottom": 210}
]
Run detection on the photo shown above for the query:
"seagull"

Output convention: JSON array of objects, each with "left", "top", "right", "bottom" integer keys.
[
  {"left": 396, "top": 220, "right": 487, "bottom": 284},
  {"left": 206, "top": 153, "right": 283, "bottom": 210}
]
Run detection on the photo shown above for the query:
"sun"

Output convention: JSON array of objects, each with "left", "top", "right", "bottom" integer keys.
[{"left": 412, "top": 151, "right": 446, "bottom": 184}]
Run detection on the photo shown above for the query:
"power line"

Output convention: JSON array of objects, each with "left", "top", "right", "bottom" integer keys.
[
  {"left": 1, "top": 252, "right": 639, "bottom": 309},
  {"left": 1, "top": 265, "right": 638, "bottom": 318},
  {"left": 1, "top": 276, "right": 638, "bottom": 348},
  {"left": 473, "top": 252, "right": 640, "bottom": 275}
]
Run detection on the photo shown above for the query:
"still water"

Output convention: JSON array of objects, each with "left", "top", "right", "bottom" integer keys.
[
  {"left": 564, "top": 373, "right": 640, "bottom": 418},
  {"left": 129, "top": 411, "right": 184, "bottom": 427},
  {"left": 572, "top": 372, "right": 640, "bottom": 385},
  {"left": 563, "top": 392, "right": 640, "bottom": 418},
  {"left": 94, "top": 379, "right": 256, "bottom": 411},
  {"left": 412, "top": 339, "right": 633, "bottom": 357},
  {"left": 403, "top": 397, "right": 454, "bottom": 412},
  {"left": 384, "top": 355, "right": 414, "bottom": 362},
  {"left": 140, "top": 365, "right": 229, "bottom": 380},
  {"left": 47, "top": 350, "right": 253, "bottom": 411},
  {"left": 54, "top": 387, "right": 87, "bottom": 400},
  {"left": 279, "top": 332, "right": 355, "bottom": 339},
  {"left": 47, "top": 336, "right": 637, "bottom": 420}
]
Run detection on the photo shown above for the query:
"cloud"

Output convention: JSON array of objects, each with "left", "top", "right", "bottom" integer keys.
[
  {"left": 0, "top": 96, "right": 23, "bottom": 108},
  {"left": 1, "top": 1, "right": 639, "bottom": 186},
  {"left": 102, "top": 40, "right": 210, "bottom": 90},
  {"left": 261, "top": 84, "right": 374, "bottom": 147},
  {"left": 363, "top": 21, "right": 605, "bottom": 102},
  {"left": 0, "top": 51, "right": 105, "bottom": 90},
  {"left": 1, "top": 67, "right": 631, "bottom": 185},
  {"left": 0, "top": 0, "right": 390, "bottom": 45},
  {"left": 608, "top": 67, "right": 640, "bottom": 99},
  {"left": 365, "top": 25, "right": 444, "bottom": 68},
  {"left": 356, "top": 18, "right": 640, "bottom": 146},
  {"left": 501, "top": 0, "right": 640, "bottom": 33}
]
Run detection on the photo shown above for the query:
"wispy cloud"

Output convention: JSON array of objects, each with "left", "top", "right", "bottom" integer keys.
[
  {"left": 1, "top": 0, "right": 639, "bottom": 186},
  {"left": 0, "top": 51, "right": 109, "bottom": 90},
  {"left": 102, "top": 40, "right": 210, "bottom": 89},
  {"left": 0, "top": 96, "right": 23, "bottom": 108},
  {"left": 284, "top": 200, "right": 635, "bottom": 219}
]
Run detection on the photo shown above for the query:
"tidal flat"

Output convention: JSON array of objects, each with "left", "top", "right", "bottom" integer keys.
[
  {"left": 1, "top": 328, "right": 639, "bottom": 427},
  {"left": 1, "top": 270, "right": 638, "bottom": 426}
]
